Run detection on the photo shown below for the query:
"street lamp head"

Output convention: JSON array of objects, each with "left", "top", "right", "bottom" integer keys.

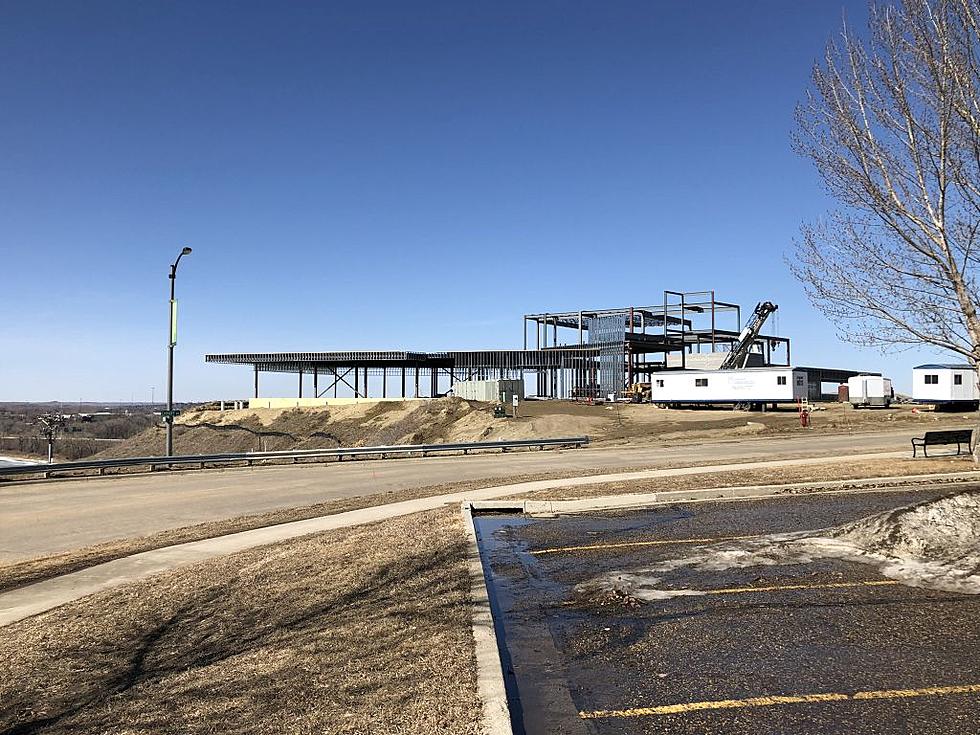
[{"left": 181, "top": 246, "right": 193, "bottom": 256}]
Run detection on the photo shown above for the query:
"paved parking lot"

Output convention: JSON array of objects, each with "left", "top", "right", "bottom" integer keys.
[{"left": 475, "top": 488, "right": 980, "bottom": 734}]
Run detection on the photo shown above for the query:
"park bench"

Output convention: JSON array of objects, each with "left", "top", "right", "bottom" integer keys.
[{"left": 910, "top": 428, "right": 974, "bottom": 458}]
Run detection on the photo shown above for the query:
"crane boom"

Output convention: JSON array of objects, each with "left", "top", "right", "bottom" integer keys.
[{"left": 719, "top": 301, "right": 778, "bottom": 370}]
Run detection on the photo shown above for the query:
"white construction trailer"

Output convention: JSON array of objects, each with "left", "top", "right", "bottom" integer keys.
[
  {"left": 912, "top": 364, "right": 979, "bottom": 408},
  {"left": 649, "top": 367, "right": 808, "bottom": 409},
  {"left": 847, "top": 375, "right": 894, "bottom": 408}
]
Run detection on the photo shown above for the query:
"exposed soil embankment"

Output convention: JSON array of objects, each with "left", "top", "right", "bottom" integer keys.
[
  {"left": 95, "top": 398, "right": 975, "bottom": 459},
  {"left": 95, "top": 398, "right": 494, "bottom": 458}
]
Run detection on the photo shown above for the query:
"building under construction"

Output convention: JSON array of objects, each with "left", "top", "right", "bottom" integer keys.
[{"left": 206, "top": 289, "right": 861, "bottom": 402}]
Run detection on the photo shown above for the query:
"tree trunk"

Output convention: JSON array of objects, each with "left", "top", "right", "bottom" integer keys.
[{"left": 973, "top": 365, "right": 980, "bottom": 464}]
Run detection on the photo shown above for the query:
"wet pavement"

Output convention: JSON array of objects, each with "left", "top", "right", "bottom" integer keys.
[{"left": 474, "top": 489, "right": 980, "bottom": 734}]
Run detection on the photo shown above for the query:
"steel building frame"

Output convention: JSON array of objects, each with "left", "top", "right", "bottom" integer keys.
[{"left": 206, "top": 290, "right": 792, "bottom": 400}]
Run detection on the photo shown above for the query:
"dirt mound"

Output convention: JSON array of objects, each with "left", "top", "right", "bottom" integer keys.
[{"left": 95, "top": 399, "right": 495, "bottom": 458}]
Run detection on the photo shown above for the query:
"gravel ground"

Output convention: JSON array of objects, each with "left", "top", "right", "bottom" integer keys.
[{"left": 0, "top": 507, "right": 480, "bottom": 735}]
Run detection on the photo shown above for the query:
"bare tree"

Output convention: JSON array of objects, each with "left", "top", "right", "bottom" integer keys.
[
  {"left": 35, "top": 412, "right": 67, "bottom": 463},
  {"left": 791, "top": 0, "right": 980, "bottom": 414}
]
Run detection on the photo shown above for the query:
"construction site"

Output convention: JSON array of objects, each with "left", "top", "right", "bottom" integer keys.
[{"left": 206, "top": 289, "right": 867, "bottom": 408}]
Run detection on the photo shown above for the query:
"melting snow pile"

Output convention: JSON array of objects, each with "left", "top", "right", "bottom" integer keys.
[{"left": 581, "top": 491, "right": 980, "bottom": 602}]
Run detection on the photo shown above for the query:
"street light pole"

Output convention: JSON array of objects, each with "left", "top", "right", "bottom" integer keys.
[{"left": 166, "top": 246, "right": 192, "bottom": 456}]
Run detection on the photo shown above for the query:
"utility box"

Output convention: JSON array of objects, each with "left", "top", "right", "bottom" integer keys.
[
  {"left": 847, "top": 375, "right": 893, "bottom": 408},
  {"left": 453, "top": 379, "right": 524, "bottom": 404}
]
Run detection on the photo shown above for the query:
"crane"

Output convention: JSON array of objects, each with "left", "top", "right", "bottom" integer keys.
[{"left": 718, "top": 301, "right": 778, "bottom": 370}]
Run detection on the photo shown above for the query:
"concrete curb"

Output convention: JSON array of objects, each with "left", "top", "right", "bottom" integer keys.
[
  {"left": 462, "top": 503, "right": 515, "bottom": 735},
  {"left": 467, "top": 470, "right": 980, "bottom": 516}
]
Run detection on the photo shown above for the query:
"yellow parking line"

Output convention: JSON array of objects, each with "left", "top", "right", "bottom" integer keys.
[
  {"left": 529, "top": 534, "right": 761, "bottom": 555},
  {"left": 579, "top": 683, "right": 980, "bottom": 719},
  {"left": 702, "top": 579, "right": 899, "bottom": 596}
]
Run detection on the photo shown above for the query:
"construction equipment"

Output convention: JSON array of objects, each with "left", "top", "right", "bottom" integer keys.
[
  {"left": 719, "top": 301, "right": 778, "bottom": 370},
  {"left": 624, "top": 382, "right": 651, "bottom": 403}
]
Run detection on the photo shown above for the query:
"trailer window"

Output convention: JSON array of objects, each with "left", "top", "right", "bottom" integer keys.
[
  {"left": 777, "top": 376, "right": 787, "bottom": 385},
  {"left": 955, "top": 374, "right": 963, "bottom": 385},
  {"left": 695, "top": 378, "right": 708, "bottom": 387},
  {"left": 655, "top": 379, "right": 664, "bottom": 387},
  {"left": 925, "top": 374, "right": 939, "bottom": 384}
]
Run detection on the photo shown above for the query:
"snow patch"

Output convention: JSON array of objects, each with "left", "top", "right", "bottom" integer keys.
[{"left": 581, "top": 491, "right": 980, "bottom": 601}]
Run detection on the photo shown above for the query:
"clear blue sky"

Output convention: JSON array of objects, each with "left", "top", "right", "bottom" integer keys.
[{"left": 0, "top": 0, "right": 936, "bottom": 401}]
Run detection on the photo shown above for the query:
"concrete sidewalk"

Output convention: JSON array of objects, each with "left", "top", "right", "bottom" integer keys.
[{"left": 0, "top": 451, "right": 908, "bottom": 627}]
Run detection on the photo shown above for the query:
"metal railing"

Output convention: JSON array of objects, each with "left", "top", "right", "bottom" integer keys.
[{"left": 0, "top": 436, "right": 590, "bottom": 481}]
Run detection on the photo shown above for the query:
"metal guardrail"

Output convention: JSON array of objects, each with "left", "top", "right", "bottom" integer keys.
[{"left": 0, "top": 436, "right": 590, "bottom": 481}]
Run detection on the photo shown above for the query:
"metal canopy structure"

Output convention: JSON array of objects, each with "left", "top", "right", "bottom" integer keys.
[{"left": 206, "top": 290, "right": 800, "bottom": 400}]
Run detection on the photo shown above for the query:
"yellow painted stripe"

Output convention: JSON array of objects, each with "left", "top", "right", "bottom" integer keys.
[
  {"left": 702, "top": 579, "right": 899, "bottom": 596},
  {"left": 580, "top": 682, "right": 980, "bottom": 719},
  {"left": 529, "top": 534, "right": 761, "bottom": 555}
]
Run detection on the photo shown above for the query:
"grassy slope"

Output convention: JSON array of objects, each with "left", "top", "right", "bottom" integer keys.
[{"left": 0, "top": 508, "right": 480, "bottom": 735}]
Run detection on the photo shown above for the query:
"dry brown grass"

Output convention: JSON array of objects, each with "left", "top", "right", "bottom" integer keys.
[
  {"left": 0, "top": 464, "right": 655, "bottom": 593},
  {"left": 0, "top": 508, "right": 480, "bottom": 735},
  {"left": 525, "top": 455, "right": 980, "bottom": 500}
]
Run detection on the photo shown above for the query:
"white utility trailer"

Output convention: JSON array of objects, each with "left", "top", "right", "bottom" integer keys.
[
  {"left": 649, "top": 367, "right": 808, "bottom": 409},
  {"left": 912, "top": 364, "right": 979, "bottom": 408},
  {"left": 451, "top": 379, "right": 524, "bottom": 404},
  {"left": 847, "top": 375, "right": 893, "bottom": 408}
]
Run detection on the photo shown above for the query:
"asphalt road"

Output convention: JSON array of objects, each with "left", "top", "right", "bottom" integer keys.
[
  {"left": 0, "top": 429, "right": 929, "bottom": 562},
  {"left": 476, "top": 488, "right": 979, "bottom": 734}
]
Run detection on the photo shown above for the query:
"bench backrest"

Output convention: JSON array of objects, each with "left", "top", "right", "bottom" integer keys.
[{"left": 922, "top": 429, "right": 973, "bottom": 443}]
